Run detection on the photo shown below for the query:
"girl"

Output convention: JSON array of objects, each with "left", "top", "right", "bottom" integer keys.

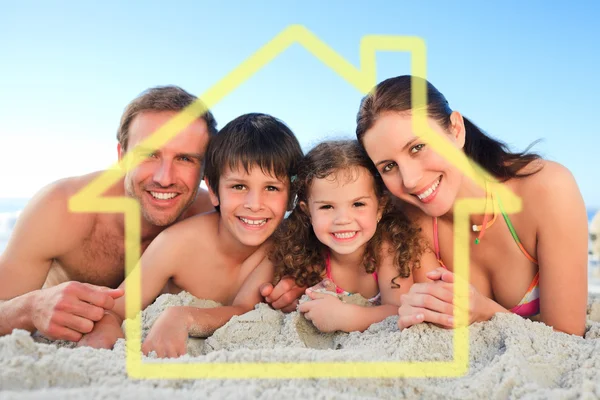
[
  {"left": 356, "top": 75, "right": 588, "bottom": 335},
  {"left": 270, "top": 140, "right": 439, "bottom": 333}
]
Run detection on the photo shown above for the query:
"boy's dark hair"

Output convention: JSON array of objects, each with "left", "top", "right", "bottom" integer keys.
[{"left": 204, "top": 113, "right": 303, "bottom": 210}]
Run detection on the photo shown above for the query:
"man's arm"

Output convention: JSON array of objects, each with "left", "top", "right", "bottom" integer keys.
[
  {"left": 78, "top": 221, "right": 204, "bottom": 349},
  {"left": 0, "top": 180, "right": 121, "bottom": 339}
]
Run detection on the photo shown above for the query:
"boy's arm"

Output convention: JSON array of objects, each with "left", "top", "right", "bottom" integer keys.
[
  {"left": 141, "top": 256, "right": 274, "bottom": 358},
  {"left": 78, "top": 227, "right": 189, "bottom": 349},
  {"left": 0, "top": 181, "right": 121, "bottom": 340}
]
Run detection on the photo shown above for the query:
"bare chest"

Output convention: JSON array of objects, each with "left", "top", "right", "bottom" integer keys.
[{"left": 48, "top": 223, "right": 129, "bottom": 289}]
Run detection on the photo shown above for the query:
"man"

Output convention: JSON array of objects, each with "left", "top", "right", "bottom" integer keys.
[{"left": 0, "top": 86, "right": 217, "bottom": 342}]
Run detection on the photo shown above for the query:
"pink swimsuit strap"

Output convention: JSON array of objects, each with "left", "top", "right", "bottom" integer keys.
[{"left": 325, "top": 252, "right": 378, "bottom": 295}]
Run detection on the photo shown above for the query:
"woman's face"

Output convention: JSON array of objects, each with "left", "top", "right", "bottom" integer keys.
[{"left": 362, "top": 111, "right": 465, "bottom": 217}]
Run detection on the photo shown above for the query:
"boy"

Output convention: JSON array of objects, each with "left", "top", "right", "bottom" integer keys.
[{"left": 79, "top": 113, "right": 303, "bottom": 358}]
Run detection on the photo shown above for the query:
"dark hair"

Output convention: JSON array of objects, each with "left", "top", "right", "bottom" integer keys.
[
  {"left": 204, "top": 113, "right": 303, "bottom": 211},
  {"left": 356, "top": 75, "right": 542, "bottom": 181},
  {"left": 270, "top": 140, "right": 424, "bottom": 289},
  {"left": 117, "top": 85, "right": 218, "bottom": 151}
]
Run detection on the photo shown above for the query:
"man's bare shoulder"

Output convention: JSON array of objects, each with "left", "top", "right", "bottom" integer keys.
[
  {"left": 21, "top": 172, "right": 109, "bottom": 230},
  {"left": 0, "top": 172, "right": 110, "bottom": 267}
]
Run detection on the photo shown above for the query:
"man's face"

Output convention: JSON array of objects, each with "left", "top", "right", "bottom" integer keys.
[{"left": 119, "top": 111, "right": 210, "bottom": 227}]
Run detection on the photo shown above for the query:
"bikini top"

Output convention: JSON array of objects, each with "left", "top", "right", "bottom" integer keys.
[
  {"left": 325, "top": 252, "right": 381, "bottom": 305},
  {"left": 432, "top": 197, "right": 539, "bottom": 317}
]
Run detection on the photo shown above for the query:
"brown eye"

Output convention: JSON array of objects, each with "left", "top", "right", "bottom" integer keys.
[
  {"left": 382, "top": 162, "right": 396, "bottom": 173},
  {"left": 410, "top": 143, "right": 425, "bottom": 154}
]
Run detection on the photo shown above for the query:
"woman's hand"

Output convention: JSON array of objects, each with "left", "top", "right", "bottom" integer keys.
[
  {"left": 297, "top": 288, "right": 349, "bottom": 332},
  {"left": 415, "top": 268, "right": 499, "bottom": 327},
  {"left": 397, "top": 277, "right": 456, "bottom": 330}
]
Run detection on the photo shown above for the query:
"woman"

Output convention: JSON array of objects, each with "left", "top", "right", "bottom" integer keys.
[{"left": 356, "top": 75, "right": 588, "bottom": 336}]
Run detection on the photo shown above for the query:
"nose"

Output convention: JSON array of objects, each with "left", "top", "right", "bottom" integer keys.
[
  {"left": 244, "top": 189, "right": 264, "bottom": 212},
  {"left": 398, "top": 160, "right": 423, "bottom": 191},
  {"left": 153, "top": 159, "right": 175, "bottom": 187},
  {"left": 334, "top": 207, "right": 352, "bottom": 225}
]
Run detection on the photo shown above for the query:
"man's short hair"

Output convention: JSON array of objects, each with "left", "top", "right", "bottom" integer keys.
[
  {"left": 204, "top": 113, "right": 303, "bottom": 209},
  {"left": 117, "top": 85, "right": 218, "bottom": 151}
]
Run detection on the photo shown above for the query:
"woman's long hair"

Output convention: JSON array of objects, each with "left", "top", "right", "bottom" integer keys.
[{"left": 356, "top": 75, "right": 542, "bottom": 181}]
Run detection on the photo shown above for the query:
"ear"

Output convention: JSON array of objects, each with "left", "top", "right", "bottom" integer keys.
[
  {"left": 299, "top": 201, "right": 310, "bottom": 219},
  {"left": 205, "top": 177, "right": 220, "bottom": 207},
  {"left": 449, "top": 111, "right": 466, "bottom": 149},
  {"left": 117, "top": 143, "right": 125, "bottom": 162}
]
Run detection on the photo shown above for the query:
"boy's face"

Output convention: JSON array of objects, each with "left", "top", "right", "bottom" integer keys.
[{"left": 209, "top": 164, "right": 290, "bottom": 247}]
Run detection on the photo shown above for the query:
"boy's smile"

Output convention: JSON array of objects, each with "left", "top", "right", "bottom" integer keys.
[{"left": 211, "top": 165, "right": 289, "bottom": 248}]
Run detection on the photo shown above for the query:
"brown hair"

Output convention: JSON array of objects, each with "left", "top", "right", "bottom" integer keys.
[
  {"left": 356, "top": 75, "right": 542, "bottom": 181},
  {"left": 117, "top": 85, "right": 218, "bottom": 151},
  {"left": 204, "top": 113, "right": 304, "bottom": 211},
  {"left": 270, "top": 140, "right": 424, "bottom": 289}
]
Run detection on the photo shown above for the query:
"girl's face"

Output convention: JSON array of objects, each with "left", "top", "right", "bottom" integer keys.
[
  {"left": 302, "top": 167, "right": 383, "bottom": 256},
  {"left": 362, "top": 111, "right": 465, "bottom": 217}
]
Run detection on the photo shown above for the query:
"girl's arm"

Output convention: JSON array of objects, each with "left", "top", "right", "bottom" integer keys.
[{"left": 300, "top": 246, "right": 416, "bottom": 333}]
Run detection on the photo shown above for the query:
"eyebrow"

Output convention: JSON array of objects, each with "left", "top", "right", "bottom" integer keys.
[
  {"left": 177, "top": 152, "right": 203, "bottom": 162},
  {"left": 134, "top": 147, "right": 202, "bottom": 161},
  {"left": 313, "top": 196, "right": 371, "bottom": 204},
  {"left": 222, "top": 177, "right": 284, "bottom": 185},
  {"left": 373, "top": 137, "right": 418, "bottom": 167}
]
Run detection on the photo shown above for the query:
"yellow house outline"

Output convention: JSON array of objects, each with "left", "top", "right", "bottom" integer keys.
[{"left": 69, "top": 24, "right": 521, "bottom": 379}]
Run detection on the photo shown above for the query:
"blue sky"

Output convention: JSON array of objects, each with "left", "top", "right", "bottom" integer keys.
[{"left": 1, "top": 1, "right": 599, "bottom": 210}]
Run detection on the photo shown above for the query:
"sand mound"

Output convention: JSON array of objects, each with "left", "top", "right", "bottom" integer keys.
[{"left": 2, "top": 292, "right": 600, "bottom": 399}]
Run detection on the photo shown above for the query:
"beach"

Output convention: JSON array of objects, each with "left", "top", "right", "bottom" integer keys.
[{"left": 1, "top": 291, "right": 600, "bottom": 399}]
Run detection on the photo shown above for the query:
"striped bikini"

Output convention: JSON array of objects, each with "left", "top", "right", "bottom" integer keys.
[{"left": 432, "top": 198, "right": 539, "bottom": 317}]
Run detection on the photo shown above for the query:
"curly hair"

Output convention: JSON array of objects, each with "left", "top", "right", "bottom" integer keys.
[{"left": 269, "top": 140, "right": 425, "bottom": 289}]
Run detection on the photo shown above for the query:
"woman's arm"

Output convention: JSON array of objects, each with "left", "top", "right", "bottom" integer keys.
[{"left": 527, "top": 162, "right": 588, "bottom": 335}]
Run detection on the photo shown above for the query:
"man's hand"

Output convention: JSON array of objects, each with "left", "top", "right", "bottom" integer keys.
[
  {"left": 259, "top": 277, "right": 305, "bottom": 313},
  {"left": 77, "top": 311, "right": 124, "bottom": 349},
  {"left": 31, "top": 281, "right": 124, "bottom": 342},
  {"left": 142, "top": 307, "right": 190, "bottom": 358}
]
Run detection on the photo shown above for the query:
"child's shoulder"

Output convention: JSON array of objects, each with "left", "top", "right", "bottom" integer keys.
[{"left": 159, "top": 210, "right": 220, "bottom": 244}]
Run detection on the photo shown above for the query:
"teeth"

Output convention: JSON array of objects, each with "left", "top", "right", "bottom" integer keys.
[
  {"left": 151, "top": 192, "right": 177, "bottom": 200},
  {"left": 240, "top": 217, "right": 267, "bottom": 226},
  {"left": 417, "top": 178, "right": 440, "bottom": 200},
  {"left": 333, "top": 232, "right": 356, "bottom": 239}
]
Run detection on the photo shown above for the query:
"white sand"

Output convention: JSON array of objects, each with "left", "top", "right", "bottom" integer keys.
[{"left": 2, "top": 292, "right": 600, "bottom": 399}]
